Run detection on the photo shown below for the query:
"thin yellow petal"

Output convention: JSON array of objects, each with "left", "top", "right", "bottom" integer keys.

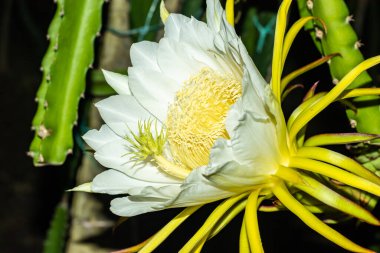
[
  {"left": 139, "top": 205, "right": 202, "bottom": 253},
  {"left": 112, "top": 237, "right": 151, "bottom": 253},
  {"left": 297, "top": 146, "right": 380, "bottom": 185},
  {"left": 226, "top": 0, "right": 234, "bottom": 27},
  {"left": 281, "top": 84, "right": 304, "bottom": 101},
  {"left": 192, "top": 236, "right": 207, "bottom": 253},
  {"left": 286, "top": 92, "right": 326, "bottom": 149},
  {"left": 341, "top": 88, "right": 380, "bottom": 99},
  {"left": 304, "top": 133, "right": 380, "bottom": 147},
  {"left": 289, "top": 157, "right": 380, "bottom": 197},
  {"left": 271, "top": 0, "right": 293, "bottom": 102},
  {"left": 245, "top": 190, "right": 264, "bottom": 253},
  {"left": 275, "top": 166, "right": 304, "bottom": 184},
  {"left": 295, "top": 173, "right": 380, "bottom": 225},
  {"left": 272, "top": 181, "right": 374, "bottom": 253},
  {"left": 209, "top": 199, "right": 247, "bottom": 238},
  {"left": 179, "top": 193, "right": 249, "bottom": 253},
  {"left": 287, "top": 92, "right": 326, "bottom": 130},
  {"left": 289, "top": 56, "right": 380, "bottom": 144},
  {"left": 296, "top": 127, "right": 307, "bottom": 148},
  {"left": 240, "top": 216, "right": 251, "bottom": 253},
  {"left": 258, "top": 202, "right": 324, "bottom": 213},
  {"left": 282, "top": 17, "right": 326, "bottom": 66},
  {"left": 281, "top": 54, "right": 338, "bottom": 92}
]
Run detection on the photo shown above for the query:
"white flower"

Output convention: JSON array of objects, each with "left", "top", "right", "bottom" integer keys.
[
  {"left": 73, "top": 0, "right": 380, "bottom": 252},
  {"left": 76, "top": 0, "right": 286, "bottom": 217}
]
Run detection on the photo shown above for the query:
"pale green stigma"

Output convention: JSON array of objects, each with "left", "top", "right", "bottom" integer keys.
[
  {"left": 125, "top": 119, "right": 191, "bottom": 179},
  {"left": 124, "top": 119, "right": 166, "bottom": 162}
]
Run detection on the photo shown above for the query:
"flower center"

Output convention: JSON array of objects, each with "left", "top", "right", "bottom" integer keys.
[{"left": 166, "top": 68, "right": 242, "bottom": 169}]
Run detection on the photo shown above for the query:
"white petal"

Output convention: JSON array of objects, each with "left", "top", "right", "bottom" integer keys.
[
  {"left": 225, "top": 80, "right": 266, "bottom": 137},
  {"left": 207, "top": 138, "right": 236, "bottom": 170},
  {"left": 165, "top": 14, "right": 227, "bottom": 67},
  {"left": 128, "top": 66, "right": 179, "bottom": 121},
  {"left": 176, "top": 16, "right": 215, "bottom": 51},
  {"left": 110, "top": 196, "right": 165, "bottom": 217},
  {"left": 229, "top": 110, "right": 280, "bottom": 175},
  {"left": 205, "top": 0, "right": 239, "bottom": 44},
  {"left": 95, "top": 95, "right": 153, "bottom": 137},
  {"left": 179, "top": 41, "right": 226, "bottom": 73},
  {"left": 110, "top": 197, "right": 160, "bottom": 217},
  {"left": 238, "top": 40, "right": 268, "bottom": 100},
  {"left": 83, "top": 124, "right": 119, "bottom": 150},
  {"left": 91, "top": 169, "right": 172, "bottom": 195},
  {"left": 167, "top": 167, "right": 233, "bottom": 208},
  {"left": 158, "top": 36, "right": 226, "bottom": 75},
  {"left": 130, "top": 41, "right": 160, "bottom": 71},
  {"left": 94, "top": 138, "right": 181, "bottom": 184},
  {"left": 102, "top": 69, "right": 130, "bottom": 95},
  {"left": 207, "top": 161, "right": 268, "bottom": 189},
  {"left": 220, "top": 13, "right": 239, "bottom": 43},
  {"left": 206, "top": 0, "right": 224, "bottom": 32},
  {"left": 205, "top": 139, "right": 270, "bottom": 190},
  {"left": 226, "top": 69, "right": 289, "bottom": 164},
  {"left": 110, "top": 184, "right": 181, "bottom": 216},
  {"left": 224, "top": 72, "right": 282, "bottom": 177},
  {"left": 164, "top": 14, "right": 191, "bottom": 41},
  {"left": 157, "top": 38, "right": 201, "bottom": 83}
]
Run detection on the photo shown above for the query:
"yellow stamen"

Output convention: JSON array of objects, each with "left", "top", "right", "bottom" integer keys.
[
  {"left": 166, "top": 67, "right": 241, "bottom": 169},
  {"left": 154, "top": 155, "right": 191, "bottom": 179}
]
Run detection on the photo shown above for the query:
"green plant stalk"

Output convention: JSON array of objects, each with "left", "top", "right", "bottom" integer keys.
[
  {"left": 29, "top": 0, "right": 104, "bottom": 166},
  {"left": 130, "top": 0, "right": 161, "bottom": 42},
  {"left": 297, "top": 0, "right": 380, "bottom": 135},
  {"left": 241, "top": 8, "right": 276, "bottom": 78},
  {"left": 297, "top": 0, "right": 321, "bottom": 52},
  {"left": 29, "top": 0, "right": 64, "bottom": 165},
  {"left": 297, "top": 0, "right": 371, "bottom": 87},
  {"left": 43, "top": 199, "right": 68, "bottom": 253}
]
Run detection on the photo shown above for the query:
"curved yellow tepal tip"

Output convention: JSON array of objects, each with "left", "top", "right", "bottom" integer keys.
[
  {"left": 160, "top": 0, "right": 170, "bottom": 23},
  {"left": 226, "top": 0, "right": 235, "bottom": 27}
]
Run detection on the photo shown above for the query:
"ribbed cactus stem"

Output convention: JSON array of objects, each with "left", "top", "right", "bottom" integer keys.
[
  {"left": 297, "top": 0, "right": 380, "bottom": 135},
  {"left": 29, "top": 0, "right": 104, "bottom": 166}
]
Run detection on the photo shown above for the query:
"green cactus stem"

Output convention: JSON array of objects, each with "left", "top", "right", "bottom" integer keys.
[
  {"left": 297, "top": 0, "right": 380, "bottom": 135},
  {"left": 29, "top": 0, "right": 104, "bottom": 166},
  {"left": 29, "top": 0, "right": 64, "bottom": 165},
  {"left": 43, "top": 197, "right": 69, "bottom": 253},
  {"left": 297, "top": 0, "right": 371, "bottom": 88}
]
